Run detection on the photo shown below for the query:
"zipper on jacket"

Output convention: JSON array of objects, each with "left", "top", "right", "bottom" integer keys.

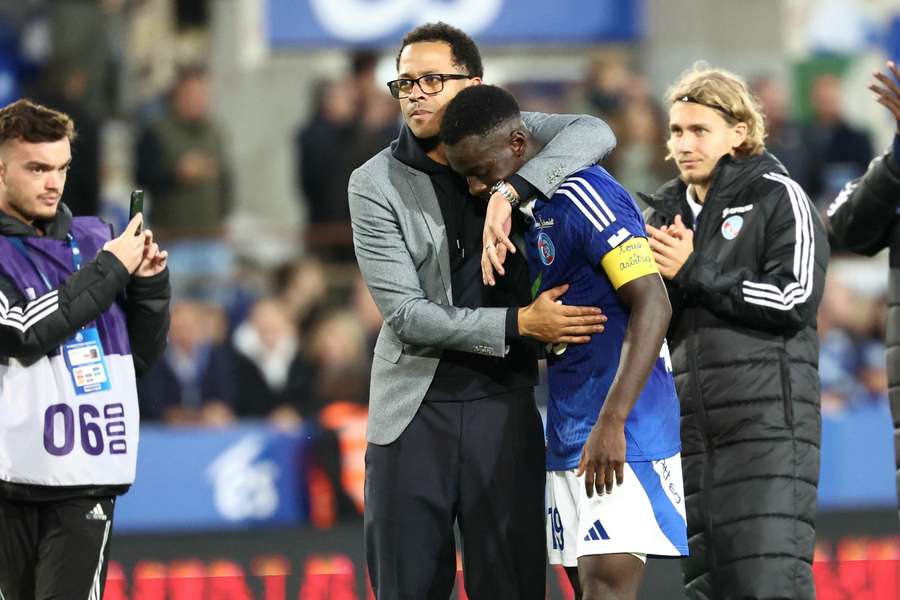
[
  {"left": 686, "top": 232, "right": 720, "bottom": 587},
  {"left": 693, "top": 165, "right": 728, "bottom": 243}
]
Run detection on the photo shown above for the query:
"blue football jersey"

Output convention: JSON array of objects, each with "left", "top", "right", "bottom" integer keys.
[{"left": 524, "top": 166, "right": 681, "bottom": 470}]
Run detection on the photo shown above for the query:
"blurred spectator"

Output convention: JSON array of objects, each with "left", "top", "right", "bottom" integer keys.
[
  {"left": 804, "top": 73, "right": 874, "bottom": 206},
  {"left": 233, "top": 299, "right": 298, "bottom": 395},
  {"left": 231, "top": 297, "right": 318, "bottom": 425},
  {"left": 350, "top": 50, "right": 399, "bottom": 162},
  {"left": 296, "top": 77, "right": 358, "bottom": 227},
  {"left": 29, "top": 59, "right": 100, "bottom": 216},
  {"left": 579, "top": 52, "right": 631, "bottom": 125},
  {"left": 310, "top": 310, "right": 369, "bottom": 410},
  {"left": 309, "top": 311, "right": 370, "bottom": 518},
  {"left": 138, "top": 300, "right": 237, "bottom": 426},
  {"left": 750, "top": 75, "right": 816, "bottom": 195},
  {"left": 605, "top": 98, "right": 673, "bottom": 201},
  {"left": 851, "top": 340, "right": 889, "bottom": 407},
  {"left": 273, "top": 257, "right": 328, "bottom": 338},
  {"left": 818, "top": 276, "right": 861, "bottom": 412},
  {"left": 134, "top": 64, "right": 234, "bottom": 300},
  {"left": 295, "top": 51, "right": 397, "bottom": 261},
  {"left": 44, "top": 0, "right": 119, "bottom": 120}
]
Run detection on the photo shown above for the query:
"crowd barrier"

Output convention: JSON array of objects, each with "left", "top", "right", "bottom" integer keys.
[
  {"left": 108, "top": 410, "right": 900, "bottom": 598},
  {"left": 118, "top": 404, "right": 897, "bottom": 533}
]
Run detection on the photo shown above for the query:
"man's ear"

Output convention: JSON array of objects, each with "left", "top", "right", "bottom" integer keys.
[
  {"left": 731, "top": 122, "right": 749, "bottom": 151},
  {"left": 509, "top": 129, "right": 527, "bottom": 156},
  {"left": 469, "top": 77, "right": 483, "bottom": 87}
]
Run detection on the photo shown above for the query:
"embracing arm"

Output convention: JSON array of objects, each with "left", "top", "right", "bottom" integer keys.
[
  {"left": 483, "top": 113, "right": 617, "bottom": 282},
  {"left": 516, "top": 112, "right": 617, "bottom": 197},
  {"left": 349, "top": 167, "right": 509, "bottom": 356}
]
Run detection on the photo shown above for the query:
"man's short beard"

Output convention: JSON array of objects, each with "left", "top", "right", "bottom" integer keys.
[{"left": 682, "top": 172, "right": 711, "bottom": 187}]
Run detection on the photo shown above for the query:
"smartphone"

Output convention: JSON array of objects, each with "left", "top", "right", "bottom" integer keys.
[{"left": 129, "top": 190, "right": 144, "bottom": 235}]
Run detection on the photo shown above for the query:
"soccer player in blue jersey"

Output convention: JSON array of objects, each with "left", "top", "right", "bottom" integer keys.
[{"left": 442, "top": 85, "right": 687, "bottom": 600}]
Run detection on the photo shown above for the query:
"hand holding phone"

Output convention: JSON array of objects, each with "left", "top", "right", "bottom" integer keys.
[{"left": 129, "top": 190, "right": 144, "bottom": 236}]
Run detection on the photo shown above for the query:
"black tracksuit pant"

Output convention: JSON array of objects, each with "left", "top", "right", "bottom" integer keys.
[
  {"left": 365, "top": 389, "right": 546, "bottom": 599},
  {"left": 0, "top": 496, "right": 116, "bottom": 600}
]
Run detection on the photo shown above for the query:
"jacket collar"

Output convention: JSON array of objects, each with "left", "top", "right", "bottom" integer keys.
[
  {"left": 390, "top": 124, "right": 450, "bottom": 175},
  {"left": 642, "top": 151, "right": 788, "bottom": 216},
  {"left": 0, "top": 203, "right": 73, "bottom": 239}
]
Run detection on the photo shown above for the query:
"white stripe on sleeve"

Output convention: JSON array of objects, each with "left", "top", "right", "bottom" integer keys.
[
  {"left": 0, "top": 288, "right": 59, "bottom": 332},
  {"left": 740, "top": 173, "right": 814, "bottom": 311}
]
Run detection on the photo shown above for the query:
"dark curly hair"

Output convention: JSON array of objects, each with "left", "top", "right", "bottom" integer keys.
[
  {"left": 396, "top": 22, "right": 483, "bottom": 78},
  {"left": 0, "top": 99, "right": 76, "bottom": 145},
  {"left": 440, "top": 85, "right": 520, "bottom": 146}
]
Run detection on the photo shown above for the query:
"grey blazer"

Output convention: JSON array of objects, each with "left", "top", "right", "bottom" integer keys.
[{"left": 349, "top": 112, "right": 616, "bottom": 444}]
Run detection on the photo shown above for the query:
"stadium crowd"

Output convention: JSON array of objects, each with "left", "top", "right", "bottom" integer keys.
[{"left": 0, "top": 1, "right": 890, "bottom": 526}]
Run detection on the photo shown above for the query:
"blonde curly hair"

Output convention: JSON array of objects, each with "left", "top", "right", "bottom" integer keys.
[{"left": 666, "top": 62, "right": 766, "bottom": 158}]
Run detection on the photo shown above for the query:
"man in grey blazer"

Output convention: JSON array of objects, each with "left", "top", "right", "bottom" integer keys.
[{"left": 349, "top": 22, "right": 617, "bottom": 600}]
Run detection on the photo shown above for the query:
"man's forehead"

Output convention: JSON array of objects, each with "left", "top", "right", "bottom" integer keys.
[
  {"left": 5, "top": 137, "right": 71, "bottom": 163},
  {"left": 398, "top": 41, "right": 456, "bottom": 76},
  {"left": 669, "top": 102, "right": 727, "bottom": 127}
]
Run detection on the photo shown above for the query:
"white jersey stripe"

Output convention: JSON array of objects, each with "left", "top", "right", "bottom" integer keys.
[
  {"left": 558, "top": 189, "right": 606, "bottom": 232},
  {"left": 567, "top": 176, "right": 617, "bottom": 224},
  {"left": 559, "top": 182, "right": 611, "bottom": 227},
  {"left": 740, "top": 174, "right": 814, "bottom": 311}
]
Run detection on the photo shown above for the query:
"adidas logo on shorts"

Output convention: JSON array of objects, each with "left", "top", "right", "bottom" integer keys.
[
  {"left": 85, "top": 503, "right": 107, "bottom": 521},
  {"left": 583, "top": 519, "right": 610, "bottom": 542}
]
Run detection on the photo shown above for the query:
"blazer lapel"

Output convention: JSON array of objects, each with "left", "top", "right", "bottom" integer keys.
[{"left": 406, "top": 169, "right": 452, "bottom": 303}]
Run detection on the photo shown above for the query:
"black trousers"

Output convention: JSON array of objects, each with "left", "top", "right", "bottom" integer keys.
[
  {"left": 365, "top": 390, "right": 546, "bottom": 600},
  {"left": 0, "top": 496, "right": 116, "bottom": 600}
]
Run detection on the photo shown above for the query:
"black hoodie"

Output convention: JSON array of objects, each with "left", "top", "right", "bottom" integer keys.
[{"left": 391, "top": 126, "right": 537, "bottom": 400}]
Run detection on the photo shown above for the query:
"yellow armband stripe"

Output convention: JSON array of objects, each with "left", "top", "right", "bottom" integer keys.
[{"left": 600, "top": 236, "right": 658, "bottom": 290}]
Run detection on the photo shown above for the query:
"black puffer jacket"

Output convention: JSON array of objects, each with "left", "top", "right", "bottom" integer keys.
[
  {"left": 826, "top": 147, "right": 900, "bottom": 511},
  {"left": 0, "top": 204, "right": 171, "bottom": 501},
  {"left": 643, "top": 152, "right": 829, "bottom": 600}
]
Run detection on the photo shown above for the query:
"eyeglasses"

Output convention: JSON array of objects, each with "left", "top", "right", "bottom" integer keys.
[{"left": 386, "top": 74, "right": 472, "bottom": 99}]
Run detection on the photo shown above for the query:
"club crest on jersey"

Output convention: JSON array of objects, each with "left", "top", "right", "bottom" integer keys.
[
  {"left": 721, "top": 215, "right": 743, "bottom": 240},
  {"left": 537, "top": 232, "right": 555, "bottom": 265}
]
